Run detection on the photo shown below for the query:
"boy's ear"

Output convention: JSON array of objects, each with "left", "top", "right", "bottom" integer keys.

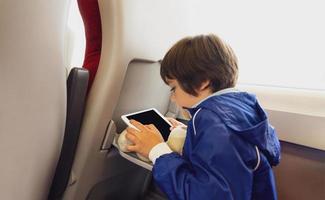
[{"left": 199, "top": 80, "right": 210, "bottom": 91}]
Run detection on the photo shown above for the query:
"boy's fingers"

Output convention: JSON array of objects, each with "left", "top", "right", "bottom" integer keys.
[
  {"left": 126, "top": 127, "right": 139, "bottom": 134},
  {"left": 144, "top": 125, "right": 151, "bottom": 130},
  {"left": 130, "top": 120, "right": 148, "bottom": 132},
  {"left": 167, "top": 118, "right": 178, "bottom": 127},
  {"left": 126, "top": 145, "right": 138, "bottom": 152},
  {"left": 145, "top": 124, "right": 154, "bottom": 130},
  {"left": 125, "top": 132, "right": 139, "bottom": 144},
  {"left": 148, "top": 124, "right": 160, "bottom": 133}
]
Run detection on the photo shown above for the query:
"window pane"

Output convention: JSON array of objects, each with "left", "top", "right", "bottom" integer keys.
[
  {"left": 188, "top": 0, "right": 325, "bottom": 90},
  {"left": 66, "top": 0, "right": 85, "bottom": 69}
]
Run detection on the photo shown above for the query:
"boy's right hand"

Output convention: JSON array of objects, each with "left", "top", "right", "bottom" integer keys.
[
  {"left": 166, "top": 117, "right": 187, "bottom": 130},
  {"left": 125, "top": 120, "right": 164, "bottom": 159}
]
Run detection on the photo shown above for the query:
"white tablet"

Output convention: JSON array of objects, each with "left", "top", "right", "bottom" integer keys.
[{"left": 121, "top": 108, "right": 172, "bottom": 141}]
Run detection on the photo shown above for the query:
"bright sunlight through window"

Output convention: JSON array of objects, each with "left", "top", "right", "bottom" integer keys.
[
  {"left": 188, "top": 0, "right": 325, "bottom": 90},
  {"left": 66, "top": 0, "right": 85, "bottom": 69}
]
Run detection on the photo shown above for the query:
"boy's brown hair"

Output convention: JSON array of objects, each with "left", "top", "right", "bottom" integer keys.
[{"left": 160, "top": 34, "right": 238, "bottom": 96}]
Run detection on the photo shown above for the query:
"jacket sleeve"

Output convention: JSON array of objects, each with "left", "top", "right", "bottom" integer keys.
[{"left": 152, "top": 113, "right": 254, "bottom": 200}]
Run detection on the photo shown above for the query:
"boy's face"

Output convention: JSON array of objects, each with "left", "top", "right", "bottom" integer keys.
[{"left": 167, "top": 79, "right": 212, "bottom": 108}]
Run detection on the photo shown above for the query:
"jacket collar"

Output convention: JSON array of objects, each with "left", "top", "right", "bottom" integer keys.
[{"left": 186, "top": 87, "right": 239, "bottom": 117}]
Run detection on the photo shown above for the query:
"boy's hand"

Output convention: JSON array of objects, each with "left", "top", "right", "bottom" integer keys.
[
  {"left": 166, "top": 117, "right": 187, "bottom": 130},
  {"left": 125, "top": 120, "right": 164, "bottom": 159}
]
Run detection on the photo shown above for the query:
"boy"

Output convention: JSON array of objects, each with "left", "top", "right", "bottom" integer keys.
[{"left": 126, "top": 34, "right": 280, "bottom": 200}]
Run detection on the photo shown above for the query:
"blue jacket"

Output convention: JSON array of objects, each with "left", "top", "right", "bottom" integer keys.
[{"left": 153, "top": 91, "right": 281, "bottom": 200}]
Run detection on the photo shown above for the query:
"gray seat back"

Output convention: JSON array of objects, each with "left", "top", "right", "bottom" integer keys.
[{"left": 113, "top": 60, "right": 172, "bottom": 133}]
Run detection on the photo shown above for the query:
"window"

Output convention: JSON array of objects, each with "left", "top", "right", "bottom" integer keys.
[
  {"left": 188, "top": 0, "right": 325, "bottom": 90},
  {"left": 66, "top": 0, "right": 85, "bottom": 69}
]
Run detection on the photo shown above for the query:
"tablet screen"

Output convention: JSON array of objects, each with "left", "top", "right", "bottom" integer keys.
[{"left": 126, "top": 109, "right": 171, "bottom": 141}]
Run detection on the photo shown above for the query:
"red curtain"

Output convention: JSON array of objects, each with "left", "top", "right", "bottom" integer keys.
[{"left": 77, "top": 0, "right": 102, "bottom": 92}]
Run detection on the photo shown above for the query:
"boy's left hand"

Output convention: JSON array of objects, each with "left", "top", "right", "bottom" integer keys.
[{"left": 125, "top": 120, "right": 164, "bottom": 159}]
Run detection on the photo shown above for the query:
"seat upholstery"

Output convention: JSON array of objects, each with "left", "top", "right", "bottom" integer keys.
[
  {"left": 274, "top": 142, "right": 325, "bottom": 200},
  {"left": 112, "top": 61, "right": 171, "bottom": 133},
  {"left": 48, "top": 68, "right": 89, "bottom": 200},
  {"left": 0, "top": 0, "right": 69, "bottom": 199}
]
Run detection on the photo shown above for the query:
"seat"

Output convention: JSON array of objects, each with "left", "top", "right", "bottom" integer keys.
[
  {"left": 273, "top": 142, "right": 325, "bottom": 199},
  {"left": 62, "top": 0, "right": 191, "bottom": 199},
  {"left": 48, "top": 68, "right": 89, "bottom": 200},
  {"left": 0, "top": 0, "right": 70, "bottom": 199}
]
